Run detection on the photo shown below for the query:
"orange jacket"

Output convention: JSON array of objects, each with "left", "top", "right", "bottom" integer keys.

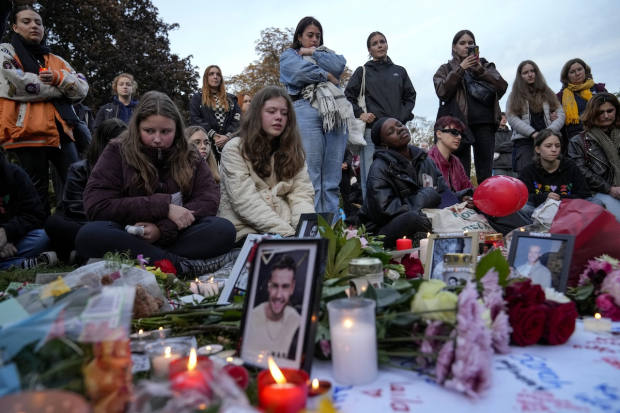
[{"left": 0, "top": 43, "right": 89, "bottom": 149}]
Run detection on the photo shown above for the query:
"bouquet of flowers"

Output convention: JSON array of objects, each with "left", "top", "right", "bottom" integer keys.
[{"left": 567, "top": 255, "right": 620, "bottom": 320}]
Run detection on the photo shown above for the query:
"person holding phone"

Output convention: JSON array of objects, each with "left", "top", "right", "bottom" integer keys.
[{"left": 433, "top": 30, "right": 508, "bottom": 184}]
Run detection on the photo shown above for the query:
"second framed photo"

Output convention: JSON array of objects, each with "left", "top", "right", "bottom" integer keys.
[
  {"left": 238, "top": 238, "right": 328, "bottom": 372},
  {"left": 424, "top": 232, "right": 479, "bottom": 281},
  {"left": 295, "top": 213, "right": 334, "bottom": 238}
]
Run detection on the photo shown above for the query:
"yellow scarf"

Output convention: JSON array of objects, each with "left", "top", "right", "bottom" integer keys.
[{"left": 562, "top": 79, "right": 595, "bottom": 125}]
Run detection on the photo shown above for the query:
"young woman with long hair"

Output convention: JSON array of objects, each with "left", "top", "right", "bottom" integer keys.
[
  {"left": 506, "top": 60, "right": 565, "bottom": 173},
  {"left": 218, "top": 86, "right": 315, "bottom": 245},
  {"left": 433, "top": 30, "right": 508, "bottom": 184},
  {"left": 185, "top": 125, "right": 221, "bottom": 184},
  {"left": 237, "top": 93, "right": 252, "bottom": 116},
  {"left": 93, "top": 73, "right": 139, "bottom": 130},
  {"left": 344, "top": 31, "right": 417, "bottom": 198},
  {"left": 517, "top": 129, "right": 590, "bottom": 208},
  {"left": 44, "top": 118, "right": 127, "bottom": 262},
  {"left": 279, "top": 16, "right": 349, "bottom": 220},
  {"left": 568, "top": 93, "right": 620, "bottom": 221},
  {"left": 77, "top": 91, "right": 237, "bottom": 277},
  {"left": 189, "top": 65, "right": 241, "bottom": 163}
]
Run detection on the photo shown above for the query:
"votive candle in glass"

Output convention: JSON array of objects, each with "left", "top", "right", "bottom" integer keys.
[
  {"left": 145, "top": 341, "right": 190, "bottom": 380},
  {"left": 258, "top": 358, "right": 309, "bottom": 413}
]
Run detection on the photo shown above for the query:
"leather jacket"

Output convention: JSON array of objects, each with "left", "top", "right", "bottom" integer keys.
[
  {"left": 63, "top": 159, "right": 90, "bottom": 223},
  {"left": 568, "top": 130, "right": 615, "bottom": 194}
]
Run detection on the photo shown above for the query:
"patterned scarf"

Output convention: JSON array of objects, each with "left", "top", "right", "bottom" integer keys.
[
  {"left": 562, "top": 79, "right": 595, "bottom": 125},
  {"left": 300, "top": 46, "right": 354, "bottom": 133},
  {"left": 212, "top": 95, "right": 226, "bottom": 129},
  {"left": 587, "top": 127, "right": 620, "bottom": 186}
]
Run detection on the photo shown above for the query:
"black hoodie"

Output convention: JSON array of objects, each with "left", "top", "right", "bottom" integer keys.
[
  {"left": 344, "top": 58, "right": 416, "bottom": 128},
  {"left": 358, "top": 145, "right": 448, "bottom": 232},
  {"left": 517, "top": 156, "right": 592, "bottom": 207}
]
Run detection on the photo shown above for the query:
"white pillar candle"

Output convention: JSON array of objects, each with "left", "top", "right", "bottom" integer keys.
[
  {"left": 190, "top": 279, "right": 220, "bottom": 297},
  {"left": 150, "top": 346, "right": 181, "bottom": 380},
  {"left": 419, "top": 237, "right": 429, "bottom": 266},
  {"left": 583, "top": 314, "right": 612, "bottom": 333}
]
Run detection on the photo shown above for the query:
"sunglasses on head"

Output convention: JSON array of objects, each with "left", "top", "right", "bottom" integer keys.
[{"left": 439, "top": 129, "right": 462, "bottom": 137}]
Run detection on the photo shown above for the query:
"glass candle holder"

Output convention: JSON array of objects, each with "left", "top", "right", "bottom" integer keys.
[
  {"left": 258, "top": 368, "right": 309, "bottom": 413},
  {"left": 145, "top": 341, "right": 190, "bottom": 380},
  {"left": 327, "top": 298, "right": 377, "bottom": 385}
]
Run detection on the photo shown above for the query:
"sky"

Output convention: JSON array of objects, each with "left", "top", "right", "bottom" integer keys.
[{"left": 151, "top": 0, "right": 620, "bottom": 121}]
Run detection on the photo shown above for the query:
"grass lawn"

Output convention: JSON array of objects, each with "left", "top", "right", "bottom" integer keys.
[{"left": 0, "top": 264, "right": 78, "bottom": 292}]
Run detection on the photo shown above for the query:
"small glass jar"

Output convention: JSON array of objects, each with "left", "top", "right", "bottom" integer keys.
[{"left": 348, "top": 258, "right": 383, "bottom": 296}]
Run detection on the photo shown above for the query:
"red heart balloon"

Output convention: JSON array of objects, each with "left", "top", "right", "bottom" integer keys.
[{"left": 474, "top": 176, "right": 522, "bottom": 217}]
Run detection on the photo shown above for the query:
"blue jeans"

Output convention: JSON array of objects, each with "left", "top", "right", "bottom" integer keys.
[
  {"left": 0, "top": 229, "right": 51, "bottom": 270},
  {"left": 359, "top": 128, "right": 374, "bottom": 199},
  {"left": 593, "top": 193, "right": 620, "bottom": 222},
  {"left": 294, "top": 99, "right": 348, "bottom": 220}
]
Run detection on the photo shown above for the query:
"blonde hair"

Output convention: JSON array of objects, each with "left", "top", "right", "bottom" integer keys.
[
  {"left": 112, "top": 73, "right": 138, "bottom": 97},
  {"left": 185, "top": 125, "right": 221, "bottom": 184},
  {"left": 201, "top": 65, "right": 230, "bottom": 112}
]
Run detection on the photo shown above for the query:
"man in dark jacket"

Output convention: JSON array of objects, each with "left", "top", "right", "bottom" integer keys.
[
  {"left": 493, "top": 113, "right": 516, "bottom": 177},
  {"left": 358, "top": 118, "right": 448, "bottom": 248},
  {"left": 0, "top": 152, "right": 55, "bottom": 269}
]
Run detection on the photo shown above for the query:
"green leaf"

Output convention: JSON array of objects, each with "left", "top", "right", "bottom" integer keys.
[
  {"left": 322, "top": 285, "right": 349, "bottom": 299},
  {"left": 169, "top": 315, "right": 188, "bottom": 327},
  {"left": 575, "top": 284, "right": 595, "bottom": 301},
  {"left": 476, "top": 249, "right": 510, "bottom": 286},
  {"left": 388, "top": 312, "right": 421, "bottom": 327},
  {"left": 315, "top": 319, "right": 331, "bottom": 342},
  {"left": 390, "top": 279, "right": 413, "bottom": 291},
  {"left": 361, "top": 282, "right": 378, "bottom": 301},
  {"left": 318, "top": 214, "right": 337, "bottom": 278},
  {"left": 375, "top": 288, "right": 402, "bottom": 308},
  {"left": 334, "top": 238, "right": 362, "bottom": 275},
  {"left": 222, "top": 310, "right": 243, "bottom": 320}
]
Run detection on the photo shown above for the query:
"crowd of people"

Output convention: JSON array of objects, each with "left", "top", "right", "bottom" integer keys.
[{"left": 1, "top": 7, "right": 619, "bottom": 275}]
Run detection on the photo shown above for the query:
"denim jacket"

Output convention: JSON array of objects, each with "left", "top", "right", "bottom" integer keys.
[{"left": 279, "top": 48, "right": 347, "bottom": 96}]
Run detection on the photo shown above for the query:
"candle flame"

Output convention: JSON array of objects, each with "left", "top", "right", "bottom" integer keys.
[
  {"left": 595, "top": 313, "right": 602, "bottom": 319},
  {"left": 206, "top": 345, "right": 212, "bottom": 351},
  {"left": 464, "top": 230, "right": 468, "bottom": 235},
  {"left": 195, "top": 278, "right": 198, "bottom": 282},
  {"left": 209, "top": 276, "right": 214, "bottom": 283},
  {"left": 188, "top": 348, "right": 197, "bottom": 371},
  {"left": 164, "top": 346, "right": 171, "bottom": 359},
  {"left": 159, "top": 326, "right": 163, "bottom": 331},
  {"left": 268, "top": 356, "right": 287, "bottom": 384},
  {"left": 226, "top": 356, "right": 233, "bottom": 363},
  {"left": 427, "top": 232, "right": 430, "bottom": 237},
  {"left": 402, "top": 236, "right": 407, "bottom": 239},
  {"left": 138, "top": 329, "right": 143, "bottom": 335},
  {"left": 312, "top": 379, "right": 319, "bottom": 390},
  {"left": 343, "top": 318, "right": 353, "bottom": 328}
]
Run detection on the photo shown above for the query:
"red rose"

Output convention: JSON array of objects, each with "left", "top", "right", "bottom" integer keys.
[
  {"left": 541, "top": 301, "right": 578, "bottom": 345},
  {"left": 154, "top": 259, "right": 177, "bottom": 275},
  {"left": 596, "top": 294, "right": 620, "bottom": 321},
  {"left": 505, "top": 280, "right": 545, "bottom": 307},
  {"left": 508, "top": 301, "right": 546, "bottom": 346},
  {"left": 401, "top": 254, "right": 424, "bottom": 279}
]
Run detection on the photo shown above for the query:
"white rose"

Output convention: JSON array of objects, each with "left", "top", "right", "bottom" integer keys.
[{"left": 544, "top": 287, "right": 570, "bottom": 303}]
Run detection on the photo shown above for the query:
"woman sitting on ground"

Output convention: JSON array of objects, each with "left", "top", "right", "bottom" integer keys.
[
  {"left": 357, "top": 117, "right": 448, "bottom": 248},
  {"left": 218, "top": 86, "right": 315, "bottom": 246},
  {"left": 44, "top": 118, "right": 127, "bottom": 263},
  {"left": 186, "top": 125, "right": 221, "bottom": 184},
  {"left": 518, "top": 129, "right": 591, "bottom": 210},
  {"left": 568, "top": 93, "right": 620, "bottom": 221},
  {"left": 78, "top": 91, "right": 237, "bottom": 277}
]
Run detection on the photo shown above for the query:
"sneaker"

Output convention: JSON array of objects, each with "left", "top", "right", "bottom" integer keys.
[
  {"left": 178, "top": 249, "right": 241, "bottom": 278},
  {"left": 20, "top": 251, "right": 58, "bottom": 269}
]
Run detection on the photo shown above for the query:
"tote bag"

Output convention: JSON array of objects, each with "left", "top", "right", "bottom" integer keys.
[{"left": 347, "top": 66, "right": 367, "bottom": 147}]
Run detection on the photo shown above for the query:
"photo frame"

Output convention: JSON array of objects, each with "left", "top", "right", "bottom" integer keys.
[
  {"left": 238, "top": 238, "right": 328, "bottom": 372},
  {"left": 424, "top": 232, "right": 479, "bottom": 281},
  {"left": 295, "top": 213, "right": 335, "bottom": 238},
  {"left": 508, "top": 232, "right": 576, "bottom": 292},
  {"left": 217, "top": 234, "right": 267, "bottom": 305}
]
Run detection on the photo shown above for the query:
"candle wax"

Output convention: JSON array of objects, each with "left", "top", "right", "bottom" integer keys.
[
  {"left": 419, "top": 238, "right": 429, "bottom": 265},
  {"left": 151, "top": 353, "right": 181, "bottom": 380},
  {"left": 331, "top": 321, "right": 377, "bottom": 385},
  {"left": 396, "top": 237, "right": 412, "bottom": 251},
  {"left": 583, "top": 316, "right": 612, "bottom": 332},
  {"left": 306, "top": 380, "right": 333, "bottom": 411},
  {"left": 170, "top": 369, "right": 210, "bottom": 395},
  {"left": 260, "top": 383, "right": 306, "bottom": 413}
]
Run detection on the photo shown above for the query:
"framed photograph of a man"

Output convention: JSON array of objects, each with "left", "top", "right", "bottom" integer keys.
[
  {"left": 508, "top": 232, "right": 575, "bottom": 292},
  {"left": 424, "top": 232, "right": 478, "bottom": 280},
  {"left": 239, "top": 238, "right": 328, "bottom": 372},
  {"left": 217, "top": 234, "right": 266, "bottom": 305},
  {"left": 295, "top": 213, "right": 334, "bottom": 238}
]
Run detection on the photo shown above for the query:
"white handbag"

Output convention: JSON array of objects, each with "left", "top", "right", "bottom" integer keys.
[{"left": 347, "top": 66, "right": 367, "bottom": 147}]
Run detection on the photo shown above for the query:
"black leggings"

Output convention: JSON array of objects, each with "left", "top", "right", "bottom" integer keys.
[
  {"left": 378, "top": 211, "right": 432, "bottom": 249},
  {"left": 44, "top": 215, "right": 84, "bottom": 261},
  {"left": 76, "top": 217, "right": 236, "bottom": 272}
]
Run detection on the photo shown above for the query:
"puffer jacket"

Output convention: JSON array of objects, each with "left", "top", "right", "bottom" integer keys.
[
  {"left": 217, "top": 137, "right": 315, "bottom": 242},
  {"left": 0, "top": 43, "right": 89, "bottom": 149},
  {"left": 344, "top": 58, "right": 416, "bottom": 128},
  {"left": 507, "top": 100, "right": 565, "bottom": 141},
  {"left": 84, "top": 141, "right": 220, "bottom": 246},
  {"left": 358, "top": 145, "right": 448, "bottom": 233},
  {"left": 568, "top": 130, "right": 618, "bottom": 194},
  {"left": 433, "top": 55, "right": 507, "bottom": 125},
  {"left": 93, "top": 97, "right": 139, "bottom": 130}
]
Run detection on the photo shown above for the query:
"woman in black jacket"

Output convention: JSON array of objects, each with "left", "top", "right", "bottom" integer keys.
[
  {"left": 344, "top": 31, "right": 417, "bottom": 198},
  {"left": 44, "top": 119, "right": 127, "bottom": 262},
  {"left": 358, "top": 117, "right": 448, "bottom": 248},
  {"left": 189, "top": 65, "right": 241, "bottom": 163},
  {"left": 93, "top": 73, "right": 139, "bottom": 130}
]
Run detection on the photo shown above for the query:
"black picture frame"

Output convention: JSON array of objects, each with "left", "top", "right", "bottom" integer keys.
[
  {"left": 295, "top": 213, "right": 335, "bottom": 238},
  {"left": 217, "top": 234, "right": 266, "bottom": 305},
  {"left": 238, "top": 238, "right": 328, "bottom": 373},
  {"left": 508, "top": 232, "right": 576, "bottom": 292}
]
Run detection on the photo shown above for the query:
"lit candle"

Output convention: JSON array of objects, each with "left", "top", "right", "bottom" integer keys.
[
  {"left": 583, "top": 313, "right": 612, "bottom": 333},
  {"left": 258, "top": 357, "right": 308, "bottom": 413},
  {"left": 145, "top": 341, "right": 189, "bottom": 380},
  {"left": 306, "top": 378, "right": 333, "bottom": 411},
  {"left": 150, "top": 346, "right": 179, "bottom": 380},
  {"left": 222, "top": 363, "right": 250, "bottom": 389},
  {"left": 419, "top": 233, "right": 430, "bottom": 265},
  {"left": 150, "top": 326, "right": 171, "bottom": 340},
  {"left": 129, "top": 329, "right": 146, "bottom": 341},
  {"left": 196, "top": 344, "right": 223, "bottom": 356},
  {"left": 328, "top": 298, "right": 377, "bottom": 385},
  {"left": 396, "top": 236, "right": 412, "bottom": 251},
  {"left": 189, "top": 278, "right": 219, "bottom": 297},
  {"left": 169, "top": 348, "right": 211, "bottom": 395},
  {"left": 225, "top": 356, "right": 244, "bottom": 366}
]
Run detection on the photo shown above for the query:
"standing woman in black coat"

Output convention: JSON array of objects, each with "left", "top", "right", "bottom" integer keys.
[
  {"left": 189, "top": 65, "right": 241, "bottom": 163},
  {"left": 344, "top": 31, "right": 417, "bottom": 198},
  {"left": 433, "top": 30, "right": 508, "bottom": 184}
]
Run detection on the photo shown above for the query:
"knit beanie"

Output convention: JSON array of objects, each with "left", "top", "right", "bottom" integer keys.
[{"left": 371, "top": 117, "right": 389, "bottom": 147}]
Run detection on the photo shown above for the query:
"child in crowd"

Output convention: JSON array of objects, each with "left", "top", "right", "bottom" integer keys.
[
  {"left": 218, "top": 86, "right": 315, "bottom": 246},
  {"left": 518, "top": 129, "right": 591, "bottom": 209},
  {"left": 77, "top": 91, "right": 237, "bottom": 277},
  {"left": 44, "top": 119, "right": 127, "bottom": 263},
  {"left": 357, "top": 117, "right": 448, "bottom": 248},
  {"left": 0, "top": 150, "right": 56, "bottom": 269},
  {"left": 186, "top": 125, "right": 221, "bottom": 184}
]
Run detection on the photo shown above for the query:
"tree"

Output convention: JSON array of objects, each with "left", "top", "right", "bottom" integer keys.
[
  {"left": 227, "top": 27, "right": 352, "bottom": 95},
  {"left": 407, "top": 116, "right": 435, "bottom": 148},
  {"left": 8, "top": 1, "right": 199, "bottom": 118}
]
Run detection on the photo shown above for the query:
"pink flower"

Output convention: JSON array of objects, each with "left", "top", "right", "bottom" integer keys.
[
  {"left": 601, "top": 270, "right": 620, "bottom": 306},
  {"left": 481, "top": 269, "right": 505, "bottom": 320},
  {"left": 596, "top": 294, "right": 620, "bottom": 321},
  {"left": 420, "top": 320, "right": 445, "bottom": 355},
  {"left": 344, "top": 228, "right": 358, "bottom": 240},
  {"left": 360, "top": 237, "right": 368, "bottom": 248},
  {"left": 435, "top": 334, "right": 455, "bottom": 384},
  {"left": 491, "top": 311, "right": 512, "bottom": 354}
]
